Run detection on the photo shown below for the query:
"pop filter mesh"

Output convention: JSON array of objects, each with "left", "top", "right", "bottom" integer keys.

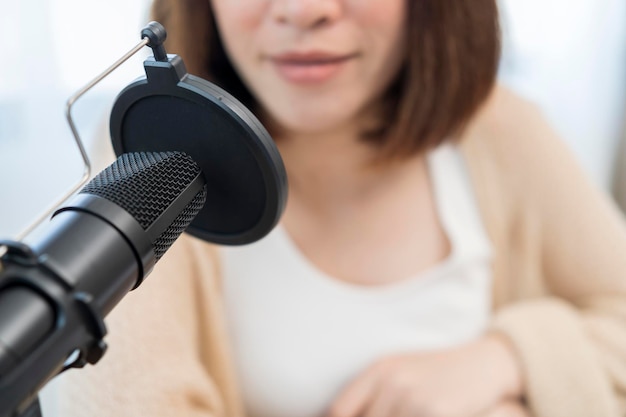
[{"left": 80, "top": 152, "right": 207, "bottom": 260}]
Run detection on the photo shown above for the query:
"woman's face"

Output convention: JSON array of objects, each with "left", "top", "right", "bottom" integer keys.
[{"left": 211, "top": 0, "right": 407, "bottom": 136}]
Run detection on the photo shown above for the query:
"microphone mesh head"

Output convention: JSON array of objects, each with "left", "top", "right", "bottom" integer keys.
[{"left": 80, "top": 152, "right": 207, "bottom": 260}]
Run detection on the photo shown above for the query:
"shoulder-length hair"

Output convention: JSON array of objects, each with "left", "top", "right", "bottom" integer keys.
[{"left": 150, "top": 0, "right": 500, "bottom": 161}]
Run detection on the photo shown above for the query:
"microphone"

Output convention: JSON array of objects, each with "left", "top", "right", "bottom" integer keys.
[
  {"left": 0, "top": 151, "right": 207, "bottom": 417},
  {"left": 0, "top": 21, "right": 287, "bottom": 417}
]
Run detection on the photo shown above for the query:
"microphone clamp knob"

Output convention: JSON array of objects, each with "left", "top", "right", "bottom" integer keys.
[{"left": 141, "top": 21, "right": 168, "bottom": 62}]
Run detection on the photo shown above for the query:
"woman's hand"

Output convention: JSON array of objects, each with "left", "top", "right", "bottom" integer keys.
[{"left": 326, "top": 333, "right": 524, "bottom": 417}]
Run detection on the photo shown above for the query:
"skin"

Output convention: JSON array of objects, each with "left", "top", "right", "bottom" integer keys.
[
  {"left": 211, "top": 0, "right": 407, "bottom": 135},
  {"left": 210, "top": 1, "right": 527, "bottom": 416}
]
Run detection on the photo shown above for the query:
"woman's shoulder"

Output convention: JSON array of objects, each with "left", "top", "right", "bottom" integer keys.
[
  {"left": 462, "top": 83, "right": 558, "bottom": 160},
  {"left": 460, "top": 83, "right": 577, "bottom": 186}
]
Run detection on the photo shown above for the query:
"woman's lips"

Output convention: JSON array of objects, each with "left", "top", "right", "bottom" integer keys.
[{"left": 268, "top": 52, "right": 358, "bottom": 84}]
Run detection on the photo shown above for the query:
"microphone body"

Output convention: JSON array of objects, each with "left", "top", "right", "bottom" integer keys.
[{"left": 0, "top": 152, "right": 206, "bottom": 417}]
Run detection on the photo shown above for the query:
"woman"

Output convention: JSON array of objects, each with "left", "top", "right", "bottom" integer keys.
[{"left": 60, "top": 1, "right": 626, "bottom": 417}]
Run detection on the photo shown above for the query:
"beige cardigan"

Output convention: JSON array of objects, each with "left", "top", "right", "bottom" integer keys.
[{"left": 59, "top": 87, "right": 626, "bottom": 417}]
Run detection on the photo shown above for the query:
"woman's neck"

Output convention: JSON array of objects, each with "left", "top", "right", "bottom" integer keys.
[
  {"left": 279, "top": 128, "right": 374, "bottom": 201},
  {"left": 273, "top": 126, "right": 447, "bottom": 286},
  {"left": 276, "top": 126, "right": 424, "bottom": 218}
]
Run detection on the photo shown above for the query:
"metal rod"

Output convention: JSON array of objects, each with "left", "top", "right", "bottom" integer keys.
[{"left": 12, "top": 37, "right": 150, "bottom": 242}]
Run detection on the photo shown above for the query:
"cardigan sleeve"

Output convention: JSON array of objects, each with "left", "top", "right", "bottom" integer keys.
[
  {"left": 484, "top": 92, "right": 626, "bottom": 417},
  {"left": 57, "top": 234, "right": 233, "bottom": 417}
]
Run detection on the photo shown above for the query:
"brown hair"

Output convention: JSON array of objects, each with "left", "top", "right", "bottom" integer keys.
[{"left": 150, "top": 0, "right": 500, "bottom": 161}]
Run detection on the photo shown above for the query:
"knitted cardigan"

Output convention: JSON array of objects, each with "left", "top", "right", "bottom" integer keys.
[{"left": 59, "top": 87, "right": 626, "bottom": 417}]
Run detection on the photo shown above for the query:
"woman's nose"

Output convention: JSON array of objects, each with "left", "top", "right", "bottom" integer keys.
[{"left": 270, "top": 0, "right": 342, "bottom": 30}]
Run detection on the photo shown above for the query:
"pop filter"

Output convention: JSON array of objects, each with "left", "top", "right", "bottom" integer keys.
[{"left": 109, "top": 24, "right": 287, "bottom": 245}]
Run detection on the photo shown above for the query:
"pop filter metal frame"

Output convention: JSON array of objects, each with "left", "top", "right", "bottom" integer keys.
[
  {"left": 2, "top": 36, "right": 153, "bottom": 249},
  {"left": 0, "top": 33, "right": 153, "bottom": 263}
]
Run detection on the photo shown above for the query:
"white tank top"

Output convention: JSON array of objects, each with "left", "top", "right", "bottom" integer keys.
[{"left": 220, "top": 144, "right": 493, "bottom": 417}]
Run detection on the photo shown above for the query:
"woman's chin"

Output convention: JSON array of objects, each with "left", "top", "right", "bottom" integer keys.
[{"left": 268, "top": 111, "right": 357, "bottom": 138}]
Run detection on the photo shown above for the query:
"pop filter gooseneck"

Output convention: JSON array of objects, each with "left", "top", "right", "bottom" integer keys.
[{"left": 110, "top": 22, "right": 287, "bottom": 245}]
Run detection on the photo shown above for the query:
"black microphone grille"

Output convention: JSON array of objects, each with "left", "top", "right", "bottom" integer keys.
[{"left": 80, "top": 151, "right": 207, "bottom": 260}]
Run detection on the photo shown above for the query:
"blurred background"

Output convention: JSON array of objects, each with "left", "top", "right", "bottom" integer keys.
[{"left": 0, "top": 1, "right": 625, "bottom": 416}]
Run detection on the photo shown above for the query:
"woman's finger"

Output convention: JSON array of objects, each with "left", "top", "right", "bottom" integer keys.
[{"left": 362, "top": 384, "right": 402, "bottom": 417}]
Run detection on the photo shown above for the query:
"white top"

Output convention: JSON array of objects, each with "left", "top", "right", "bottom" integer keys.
[{"left": 220, "top": 144, "right": 493, "bottom": 417}]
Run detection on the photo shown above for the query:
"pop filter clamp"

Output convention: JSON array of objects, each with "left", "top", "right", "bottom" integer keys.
[{"left": 0, "top": 21, "right": 287, "bottom": 417}]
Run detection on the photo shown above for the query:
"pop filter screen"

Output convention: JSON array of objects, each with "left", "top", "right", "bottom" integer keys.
[{"left": 109, "top": 55, "right": 287, "bottom": 245}]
